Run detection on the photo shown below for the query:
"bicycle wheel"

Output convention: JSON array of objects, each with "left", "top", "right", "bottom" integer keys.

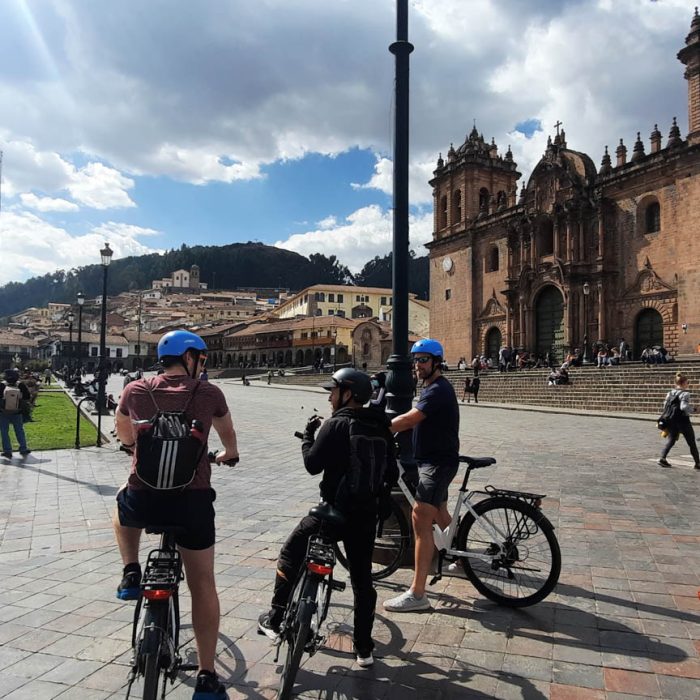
[
  {"left": 334, "top": 498, "right": 410, "bottom": 580},
  {"left": 277, "top": 582, "right": 315, "bottom": 700},
  {"left": 455, "top": 496, "right": 561, "bottom": 607},
  {"left": 141, "top": 604, "right": 167, "bottom": 700}
]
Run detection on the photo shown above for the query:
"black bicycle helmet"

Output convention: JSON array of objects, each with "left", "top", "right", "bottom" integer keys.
[{"left": 321, "top": 368, "right": 372, "bottom": 404}]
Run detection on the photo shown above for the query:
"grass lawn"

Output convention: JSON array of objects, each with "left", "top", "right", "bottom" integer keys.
[{"left": 3, "top": 390, "right": 98, "bottom": 450}]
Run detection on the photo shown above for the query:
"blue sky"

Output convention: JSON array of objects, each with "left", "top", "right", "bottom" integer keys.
[{"left": 0, "top": 0, "right": 695, "bottom": 285}]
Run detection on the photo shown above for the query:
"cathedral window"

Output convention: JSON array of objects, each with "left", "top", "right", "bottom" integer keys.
[
  {"left": 496, "top": 191, "right": 507, "bottom": 210},
  {"left": 479, "top": 188, "right": 490, "bottom": 211},
  {"left": 645, "top": 202, "right": 660, "bottom": 233},
  {"left": 538, "top": 220, "right": 554, "bottom": 256},
  {"left": 445, "top": 289, "right": 452, "bottom": 300},
  {"left": 453, "top": 190, "right": 462, "bottom": 223},
  {"left": 440, "top": 195, "right": 448, "bottom": 228},
  {"left": 486, "top": 246, "right": 499, "bottom": 272}
]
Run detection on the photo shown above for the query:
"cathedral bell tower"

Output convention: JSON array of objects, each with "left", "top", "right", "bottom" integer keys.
[
  {"left": 429, "top": 126, "right": 520, "bottom": 241},
  {"left": 678, "top": 7, "right": 700, "bottom": 145}
]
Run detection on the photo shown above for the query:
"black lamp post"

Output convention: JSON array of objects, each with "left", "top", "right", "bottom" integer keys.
[
  {"left": 582, "top": 281, "right": 590, "bottom": 364},
  {"left": 76, "top": 292, "right": 84, "bottom": 375},
  {"left": 385, "top": 0, "right": 415, "bottom": 455},
  {"left": 332, "top": 327, "right": 338, "bottom": 371},
  {"left": 67, "top": 312, "right": 74, "bottom": 373},
  {"left": 96, "top": 242, "right": 113, "bottom": 447}
]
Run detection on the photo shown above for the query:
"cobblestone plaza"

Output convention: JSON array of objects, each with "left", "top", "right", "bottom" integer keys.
[{"left": 1, "top": 380, "right": 699, "bottom": 699}]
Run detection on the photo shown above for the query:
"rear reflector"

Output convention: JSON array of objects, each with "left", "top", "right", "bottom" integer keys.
[
  {"left": 143, "top": 589, "right": 173, "bottom": 601},
  {"left": 307, "top": 562, "right": 333, "bottom": 576}
]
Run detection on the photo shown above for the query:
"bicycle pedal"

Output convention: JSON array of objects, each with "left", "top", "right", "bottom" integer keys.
[{"left": 331, "top": 580, "right": 346, "bottom": 592}]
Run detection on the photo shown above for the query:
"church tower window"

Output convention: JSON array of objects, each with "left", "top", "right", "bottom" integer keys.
[
  {"left": 453, "top": 190, "right": 462, "bottom": 223},
  {"left": 440, "top": 195, "right": 448, "bottom": 228},
  {"left": 479, "top": 188, "right": 490, "bottom": 211},
  {"left": 645, "top": 202, "right": 661, "bottom": 233}
]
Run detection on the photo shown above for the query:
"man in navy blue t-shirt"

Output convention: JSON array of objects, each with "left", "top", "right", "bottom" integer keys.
[{"left": 384, "top": 338, "right": 459, "bottom": 612}]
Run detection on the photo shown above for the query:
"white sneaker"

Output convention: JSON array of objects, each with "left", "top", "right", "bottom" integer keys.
[
  {"left": 356, "top": 652, "right": 374, "bottom": 667},
  {"left": 447, "top": 561, "right": 460, "bottom": 573},
  {"left": 383, "top": 590, "right": 431, "bottom": 612}
]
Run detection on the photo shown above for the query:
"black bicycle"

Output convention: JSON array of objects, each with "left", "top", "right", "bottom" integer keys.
[
  {"left": 274, "top": 502, "right": 346, "bottom": 700},
  {"left": 124, "top": 451, "right": 238, "bottom": 699}
]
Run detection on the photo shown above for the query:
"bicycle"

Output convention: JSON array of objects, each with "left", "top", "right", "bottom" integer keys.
[
  {"left": 273, "top": 502, "right": 347, "bottom": 700},
  {"left": 335, "top": 455, "right": 561, "bottom": 607},
  {"left": 124, "top": 451, "right": 238, "bottom": 700}
]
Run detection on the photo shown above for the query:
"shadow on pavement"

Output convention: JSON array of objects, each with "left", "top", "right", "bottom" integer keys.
[{"left": 7, "top": 458, "right": 119, "bottom": 496}]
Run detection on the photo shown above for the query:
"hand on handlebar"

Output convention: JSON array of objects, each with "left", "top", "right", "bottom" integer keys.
[
  {"left": 209, "top": 450, "right": 239, "bottom": 467},
  {"left": 303, "top": 414, "right": 323, "bottom": 440}
]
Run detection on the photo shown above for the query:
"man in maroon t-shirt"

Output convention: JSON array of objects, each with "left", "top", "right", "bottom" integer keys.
[{"left": 114, "top": 330, "right": 238, "bottom": 699}]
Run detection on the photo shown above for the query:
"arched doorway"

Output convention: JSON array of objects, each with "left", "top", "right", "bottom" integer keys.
[
  {"left": 635, "top": 308, "right": 663, "bottom": 357},
  {"left": 485, "top": 327, "right": 502, "bottom": 365},
  {"left": 535, "top": 286, "right": 565, "bottom": 362}
]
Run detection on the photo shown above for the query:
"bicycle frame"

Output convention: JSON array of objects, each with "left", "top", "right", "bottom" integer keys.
[{"left": 395, "top": 461, "right": 546, "bottom": 575}]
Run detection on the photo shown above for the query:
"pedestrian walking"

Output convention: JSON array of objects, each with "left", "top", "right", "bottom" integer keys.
[
  {"left": 0, "top": 369, "right": 31, "bottom": 459},
  {"left": 658, "top": 372, "right": 700, "bottom": 469}
]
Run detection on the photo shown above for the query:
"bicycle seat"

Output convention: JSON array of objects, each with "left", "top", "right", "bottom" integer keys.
[
  {"left": 145, "top": 525, "right": 187, "bottom": 535},
  {"left": 458, "top": 456, "right": 497, "bottom": 469},
  {"left": 309, "top": 502, "right": 347, "bottom": 529}
]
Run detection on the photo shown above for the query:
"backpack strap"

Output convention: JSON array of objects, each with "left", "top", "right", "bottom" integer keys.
[{"left": 143, "top": 377, "right": 200, "bottom": 415}]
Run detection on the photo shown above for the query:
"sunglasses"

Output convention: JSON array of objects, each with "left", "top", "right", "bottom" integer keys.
[{"left": 413, "top": 356, "right": 433, "bottom": 364}]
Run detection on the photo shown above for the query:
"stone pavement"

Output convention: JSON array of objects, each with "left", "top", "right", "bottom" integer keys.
[{"left": 1, "top": 381, "right": 699, "bottom": 699}]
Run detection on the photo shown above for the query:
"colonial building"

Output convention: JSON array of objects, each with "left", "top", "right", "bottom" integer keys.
[
  {"left": 152, "top": 265, "right": 207, "bottom": 292},
  {"left": 428, "top": 9, "right": 700, "bottom": 364}
]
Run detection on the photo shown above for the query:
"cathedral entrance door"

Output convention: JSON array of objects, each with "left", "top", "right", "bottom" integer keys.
[
  {"left": 535, "top": 286, "right": 565, "bottom": 362},
  {"left": 485, "top": 327, "right": 502, "bottom": 365},
  {"left": 634, "top": 308, "right": 663, "bottom": 358}
]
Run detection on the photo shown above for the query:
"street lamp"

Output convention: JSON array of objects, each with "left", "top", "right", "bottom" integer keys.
[
  {"left": 582, "top": 281, "right": 590, "bottom": 364},
  {"left": 67, "top": 312, "right": 74, "bottom": 374},
  {"left": 385, "top": 0, "right": 415, "bottom": 456},
  {"left": 76, "top": 292, "right": 84, "bottom": 376},
  {"left": 332, "top": 327, "right": 338, "bottom": 371},
  {"left": 96, "top": 242, "right": 113, "bottom": 447}
]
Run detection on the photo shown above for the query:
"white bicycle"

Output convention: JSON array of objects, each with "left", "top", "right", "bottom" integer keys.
[{"left": 335, "top": 455, "right": 561, "bottom": 607}]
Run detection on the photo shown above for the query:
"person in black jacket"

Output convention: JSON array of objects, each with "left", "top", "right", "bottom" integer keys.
[{"left": 258, "top": 368, "right": 397, "bottom": 667}]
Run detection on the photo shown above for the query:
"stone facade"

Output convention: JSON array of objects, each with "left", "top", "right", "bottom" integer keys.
[{"left": 428, "top": 9, "right": 700, "bottom": 364}]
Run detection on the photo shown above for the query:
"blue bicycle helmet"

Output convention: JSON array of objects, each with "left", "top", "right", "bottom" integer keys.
[
  {"left": 157, "top": 330, "right": 207, "bottom": 359},
  {"left": 410, "top": 338, "right": 444, "bottom": 359}
]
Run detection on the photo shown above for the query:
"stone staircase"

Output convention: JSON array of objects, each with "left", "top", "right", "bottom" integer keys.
[
  {"left": 268, "top": 362, "right": 700, "bottom": 415},
  {"left": 443, "top": 362, "right": 700, "bottom": 414}
]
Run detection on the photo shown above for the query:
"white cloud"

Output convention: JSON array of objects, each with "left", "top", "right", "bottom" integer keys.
[
  {"left": 0, "top": 212, "right": 163, "bottom": 285},
  {"left": 316, "top": 215, "right": 338, "bottom": 230},
  {"left": 66, "top": 162, "right": 135, "bottom": 209},
  {"left": 19, "top": 193, "right": 79, "bottom": 212},
  {"left": 352, "top": 155, "right": 435, "bottom": 205},
  {"left": 275, "top": 204, "right": 433, "bottom": 272}
]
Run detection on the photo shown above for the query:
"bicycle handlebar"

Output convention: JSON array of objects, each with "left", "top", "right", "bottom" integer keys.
[{"left": 208, "top": 450, "right": 239, "bottom": 467}]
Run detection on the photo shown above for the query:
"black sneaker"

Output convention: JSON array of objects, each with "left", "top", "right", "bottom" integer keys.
[
  {"left": 1, "top": 452, "right": 11, "bottom": 459},
  {"left": 658, "top": 458, "right": 672, "bottom": 468},
  {"left": 116, "top": 569, "right": 141, "bottom": 600},
  {"left": 257, "top": 612, "right": 281, "bottom": 641},
  {"left": 192, "top": 670, "right": 228, "bottom": 699},
  {"left": 20, "top": 450, "right": 31, "bottom": 457}
]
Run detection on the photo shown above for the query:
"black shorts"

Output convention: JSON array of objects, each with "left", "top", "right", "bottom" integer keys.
[
  {"left": 415, "top": 462, "right": 459, "bottom": 507},
  {"left": 116, "top": 487, "right": 216, "bottom": 550}
]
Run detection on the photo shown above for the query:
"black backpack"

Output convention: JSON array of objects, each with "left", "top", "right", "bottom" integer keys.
[
  {"left": 657, "top": 392, "right": 683, "bottom": 432},
  {"left": 134, "top": 380, "right": 205, "bottom": 490},
  {"left": 345, "top": 417, "right": 389, "bottom": 502}
]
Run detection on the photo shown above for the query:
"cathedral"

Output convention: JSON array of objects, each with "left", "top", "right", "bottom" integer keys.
[{"left": 428, "top": 9, "right": 700, "bottom": 363}]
